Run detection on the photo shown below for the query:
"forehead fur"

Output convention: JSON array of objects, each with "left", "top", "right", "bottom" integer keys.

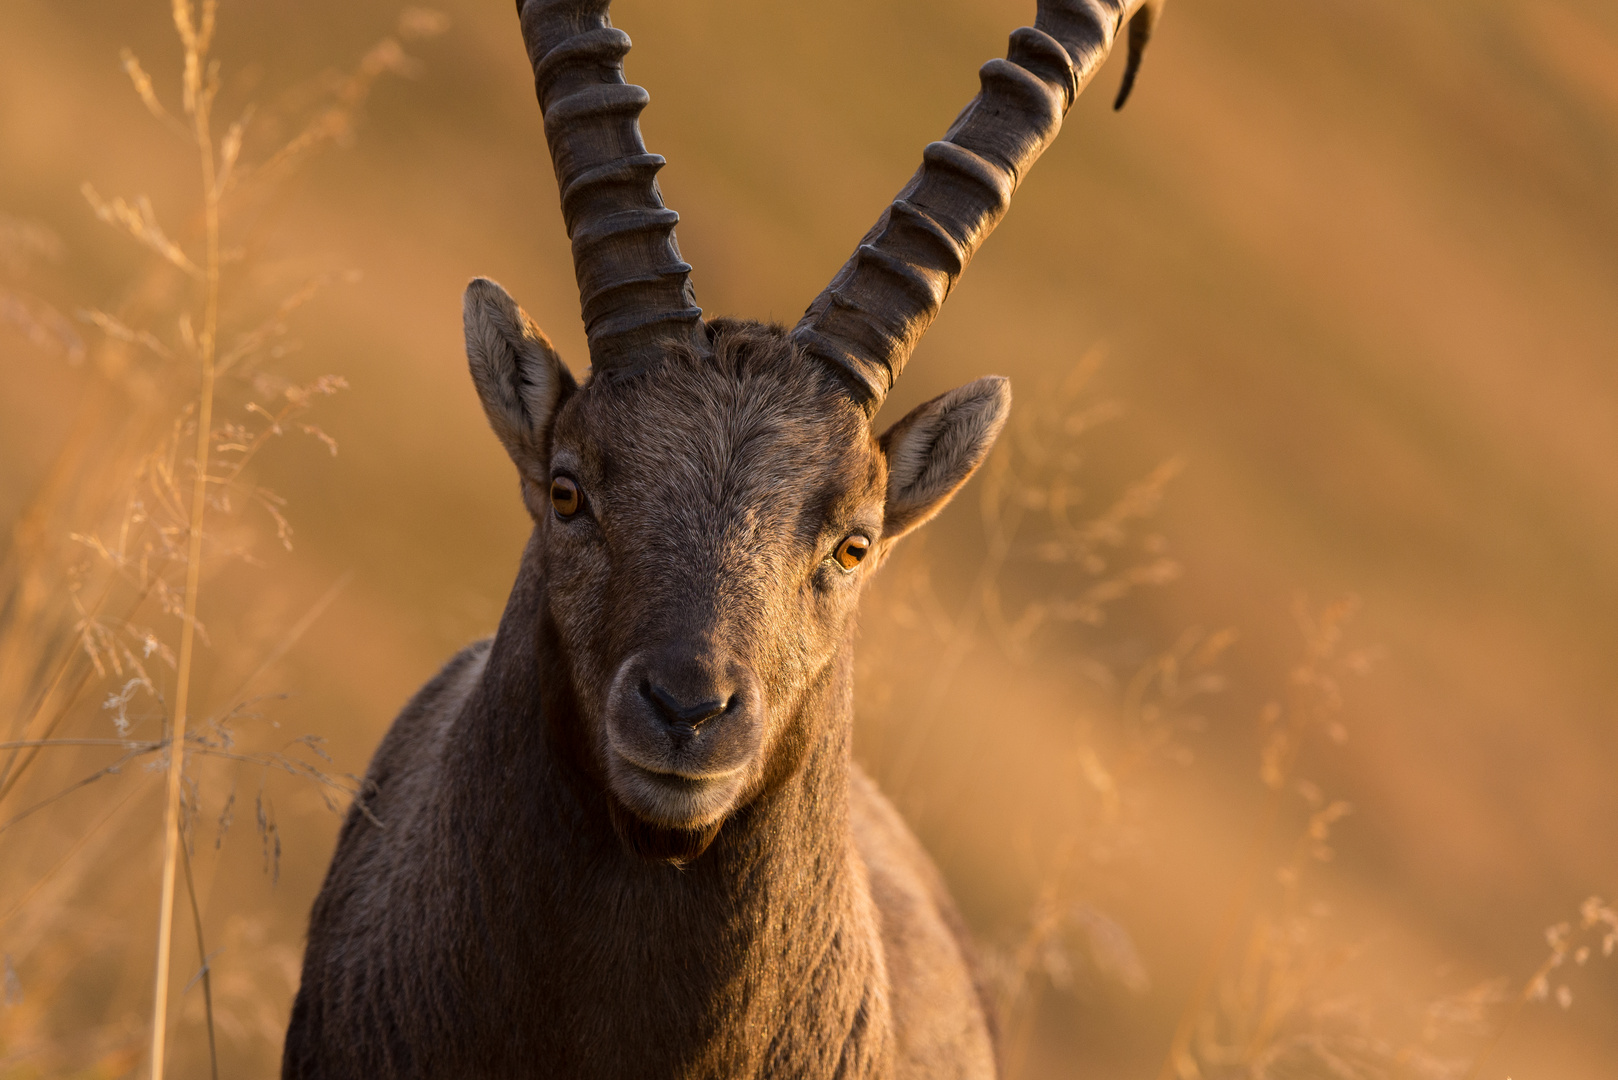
[{"left": 552, "top": 322, "right": 884, "bottom": 541}]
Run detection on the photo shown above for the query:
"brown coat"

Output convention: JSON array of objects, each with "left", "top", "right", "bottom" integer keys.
[{"left": 283, "top": 320, "right": 1006, "bottom": 1078}]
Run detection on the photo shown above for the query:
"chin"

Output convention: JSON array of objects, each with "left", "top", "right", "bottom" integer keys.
[{"left": 601, "top": 753, "right": 756, "bottom": 866}]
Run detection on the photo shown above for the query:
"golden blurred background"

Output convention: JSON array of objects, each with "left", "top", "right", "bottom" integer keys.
[{"left": 1, "top": 0, "right": 1615, "bottom": 1076}]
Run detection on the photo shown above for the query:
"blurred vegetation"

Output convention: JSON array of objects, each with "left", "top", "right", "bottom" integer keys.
[{"left": 1, "top": 0, "right": 1615, "bottom": 1077}]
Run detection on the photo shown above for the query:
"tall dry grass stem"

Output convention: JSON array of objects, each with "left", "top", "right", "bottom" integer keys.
[{"left": 149, "top": 2, "right": 222, "bottom": 1074}]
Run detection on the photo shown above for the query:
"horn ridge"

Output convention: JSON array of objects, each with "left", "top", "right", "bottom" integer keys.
[
  {"left": 516, "top": 0, "right": 707, "bottom": 374},
  {"left": 793, "top": 0, "right": 1162, "bottom": 414}
]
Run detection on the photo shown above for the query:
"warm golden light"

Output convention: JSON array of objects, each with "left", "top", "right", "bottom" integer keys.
[{"left": 0, "top": 1, "right": 1613, "bottom": 1076}]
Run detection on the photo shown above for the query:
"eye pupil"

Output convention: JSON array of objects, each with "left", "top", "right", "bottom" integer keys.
[
  {"left": 835, "top": 535, "right": 870, "bottom": 571},
  {"left": 550, "top": 477, "right": 581, "bottom": 517}
]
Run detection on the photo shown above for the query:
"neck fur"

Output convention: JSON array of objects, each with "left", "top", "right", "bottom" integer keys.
[{"left": 440, "top": 532, "right": 891, "bottom": 1076}]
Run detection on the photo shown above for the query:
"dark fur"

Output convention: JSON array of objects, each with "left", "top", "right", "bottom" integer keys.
[{"left": 284, "top": 315, "right": 1007, "bottom": 1078}]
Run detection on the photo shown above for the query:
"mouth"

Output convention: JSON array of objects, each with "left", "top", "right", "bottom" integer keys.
[
  {"left": 606, "top": 752, "right": 748, "bottom": 830},
  {"left": 627, "top": 763, "right": 734, "bottom": 795}
]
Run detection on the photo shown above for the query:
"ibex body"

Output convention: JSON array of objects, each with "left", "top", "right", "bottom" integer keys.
[{"left": 284, "top": 1, "right": 1162, "bottom": 1076}]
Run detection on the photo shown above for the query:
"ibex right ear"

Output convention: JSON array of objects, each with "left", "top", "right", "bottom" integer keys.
[
  {"left": 463, "top": 277, "right": 577, "bottom": 480},
  {"left": 879, "top": 375, "right": 1011, "bottom": 543}
]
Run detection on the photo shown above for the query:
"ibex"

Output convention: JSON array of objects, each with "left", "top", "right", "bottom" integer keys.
[{"left": 284, "top": 0, "right": 1162, "bottom": 1075}]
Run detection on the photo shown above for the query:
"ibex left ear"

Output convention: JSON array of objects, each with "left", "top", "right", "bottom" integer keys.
[
  {"left": 463, "top": 277, "right": 577, "bottom": 485},
  {"left": 879, "top": 376, "right": 1011, "bottom": 543}
]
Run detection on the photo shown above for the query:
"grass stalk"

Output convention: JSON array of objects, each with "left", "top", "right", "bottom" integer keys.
[
  {"left": 180, "top": 838, "right": 220, "bottom": 1080},
  {"left": 150, "top": 3, "right": 221, "bottom": 1076}
]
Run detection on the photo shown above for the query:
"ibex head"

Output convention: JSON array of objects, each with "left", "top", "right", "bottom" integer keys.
[{"left": 467, "top": 0, "right": 1160, "bottom": 862}]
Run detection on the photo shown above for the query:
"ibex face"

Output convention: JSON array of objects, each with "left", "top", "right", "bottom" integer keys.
[
  {"left": 466, "top": 280, "right": 1009, "bottom": 859},
  {"left": 446, "top": 0, "right": 1164, "bottom": 863}
]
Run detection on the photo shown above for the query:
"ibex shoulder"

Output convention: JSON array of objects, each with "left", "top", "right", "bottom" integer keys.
[
  {"left": 851, "top": 766, "right": 998, "bottom": 1077},
  {"left": 366, "top": 641, "right": 491, "bottom": 797}
]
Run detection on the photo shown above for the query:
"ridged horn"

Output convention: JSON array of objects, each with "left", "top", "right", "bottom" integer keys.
[
  {"left": 516, "top": 0, "right": 707, "bottom": 375},
  {"left": 792, "top": 0, "right": 1166, "bottom": 413}
]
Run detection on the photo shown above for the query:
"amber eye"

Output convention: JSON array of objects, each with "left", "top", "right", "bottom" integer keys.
[
  {"left": 833, "top": 535, "right": 870, "bottom": 571},
  {"left": 550, "top": 476, "right": 582, "bottom": 518}
]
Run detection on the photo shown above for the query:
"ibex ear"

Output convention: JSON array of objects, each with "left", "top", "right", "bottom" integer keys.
[
  {"left": 463, "top": 277, "right": 576, "bottom": 480},
  {"left": 879, "top": 376, "right": 1011, "bottom": 543}
]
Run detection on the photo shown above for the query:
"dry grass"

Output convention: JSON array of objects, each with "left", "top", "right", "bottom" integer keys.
[
  {"left": 0, "top": 3, "right": 442, "bottom": 1075},
  {"left": 859, "top": 354, "right": 1615, "bottom": 1079}
]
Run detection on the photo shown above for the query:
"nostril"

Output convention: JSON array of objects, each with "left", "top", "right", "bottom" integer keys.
[{"left": 642, "top": 681, "right": 731, "bottom": 729}]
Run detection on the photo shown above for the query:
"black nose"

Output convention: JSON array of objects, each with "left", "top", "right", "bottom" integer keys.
[{"left": 642, "top": 682, "right": 731, "bottom": 729}]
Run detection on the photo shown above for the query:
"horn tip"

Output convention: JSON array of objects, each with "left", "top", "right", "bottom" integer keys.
[
  {"left": 1114, "top": 1, "right": 1162, "bottom": 111},
  {"left": 1113, "top": 72, "right": 1138, "bottom": 111}
]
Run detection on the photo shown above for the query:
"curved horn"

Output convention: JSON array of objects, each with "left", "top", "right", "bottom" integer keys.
[
  {"left": 516, "top": 0, "right": 706, "bottom": 375},
  {"left": 792, "top": 0, "right": 1166, "bottom": 412}
]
